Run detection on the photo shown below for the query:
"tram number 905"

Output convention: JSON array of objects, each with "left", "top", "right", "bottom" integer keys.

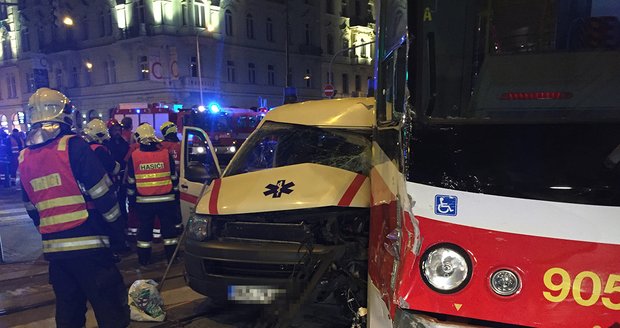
[{"left": 543, "top": 268, "right": 620, "bottom": 310}]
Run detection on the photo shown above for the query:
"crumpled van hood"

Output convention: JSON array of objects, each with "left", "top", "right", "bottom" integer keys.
[{"left": 196, "top": 163, "right": 369, "bottom": 215}]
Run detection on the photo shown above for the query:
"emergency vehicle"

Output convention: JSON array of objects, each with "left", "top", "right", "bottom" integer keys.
[
  {"left": 179, "top": 104, "right": 265, "bottom": 167},
  {"left": 179, "top": 98, "right": 374, "bottom": 326},
  {"left": 369, "top": 0, "right": 620, "bottom": 327},
  {"left": 112, "top": 103, "right": 175, "bottom": 138}
]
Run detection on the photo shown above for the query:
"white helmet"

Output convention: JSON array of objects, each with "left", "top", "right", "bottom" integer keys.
[
  {"left": 83, "top": 119, "right": 110, "bottom": 144},
  {"left": 27, "top": 88, "right": 73, "bottom": 125},
  {"left": 134, "top": 123, "right": 159, "bottom": 145}
]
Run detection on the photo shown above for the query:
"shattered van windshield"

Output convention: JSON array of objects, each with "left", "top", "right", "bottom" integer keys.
[{"left": 224, "top": 121, "right": 371, "bottom": 177}]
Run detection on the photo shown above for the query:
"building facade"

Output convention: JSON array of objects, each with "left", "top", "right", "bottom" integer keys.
[{"left": 0, "top": 0, "right": 375, "bottom": 131}]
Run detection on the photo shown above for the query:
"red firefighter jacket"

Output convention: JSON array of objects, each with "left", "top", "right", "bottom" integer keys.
[
  {"left": 19, "top": 134, "right": 124, "bottom": 260},
  {"left": 127, "top": 146, "right": 178, "bottom": 203}
]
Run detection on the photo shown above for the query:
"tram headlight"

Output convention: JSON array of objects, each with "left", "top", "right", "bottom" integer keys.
[
  {"left": 420, "top": 244, "right": 472, "bottom": 293},
  {"left": 490, "top": 269, "right": 520, "bottom": 296},
  {"left": 188, "top": 215, "right": 211, "bottom": 241}
]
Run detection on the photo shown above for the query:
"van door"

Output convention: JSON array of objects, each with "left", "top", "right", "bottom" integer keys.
[{"left": 179, "top": 127, "right": 221, "bottom": 224}]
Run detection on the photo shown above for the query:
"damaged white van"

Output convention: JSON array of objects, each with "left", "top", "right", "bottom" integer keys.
[{"left": 178, "top": 98, "right": 374, "bottom": 322}]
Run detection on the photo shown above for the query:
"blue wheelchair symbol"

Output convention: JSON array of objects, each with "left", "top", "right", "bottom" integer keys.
[{"left": 434, "top": 195, "right": 458, "bottom": 216}]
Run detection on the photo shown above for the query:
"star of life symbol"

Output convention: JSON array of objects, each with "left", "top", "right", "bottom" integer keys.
[{"left": 263, "top": 180, "right": 295, "bottom": 198}]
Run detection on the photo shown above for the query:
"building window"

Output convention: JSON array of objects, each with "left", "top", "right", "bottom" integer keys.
[
  {"left": 85, "top": 69, "right": 91, "bottom": 87},
  {"left": 266, "top": 18, "right": 273, "bottom": 42},
  {"left": 361, "top": 38, "right": 367, "bottom": 57},
  {"left": 70, "top": 67, "right": 78, "bottom": 87},
  {"left": 37, "top": 26, "right": 45, "bottom": 49},
  {"left": 0, "top": 6, "right": 7, "bottom": 20},
  {"left": 304, "top": 68, "right": 311, "bottom": 88},
  {"left": 342, "top": 38, "right": 349, "bottom": 57},
  {"left": 7, "top": 74, "right": 17, "bottom": 98},
  {"left": 267, "top": 64, "right": 275, "bottom": 86},
  {"left": 355, "top": 75, "right": 361, "bottom": 91},
  {"left": 227, "top": 60, "right": 235, "bottom": 83},
  {"left": 2, "top": 39, "right": 12, "bottom": 60},
  {"left": 21, "top": 28, "right": 30, "bottom": 52},
  {"left": 25, "top": 73, "right": 35, "bottom": 92},
  {"left": 248, "top": 63, "right": 256, "bottom": 84},
  {"left": 106, "top": 9, "right": 113, "bottom": 35},
  {"left": 190, "top": 56, "right": 198, "bottom": 77},
  {"left": 342, "top": 73, "right": 349, "bottom": 94},
  {"left": 110, "top": 60, "right": 116, "bottom": 83},
  {"left": 104, "top": 62, "right": 110, "bottom": 84},
  {"left": 225, "top": 10, "right": 233, "bottom": 36},
  {"left": 305, "top": 24, "right": 311, "bottom": 45},
  {"left": 182, "top": 4, "right": 187, "bottom": 26},
  {"left": 327, "top": 34, "right": 334, "bottom": 54},
  {"left": 81, "top": 16, "right": 89, "bottom": 41},
  {"left": 326, "top": 0, "right": 333, "bottom": 14},
  {"left": 139, "top": 56, "right": 149, "bottom": 80},
  {"left": 195, "top": 3, "right": 205, "bottom": 27},
  {"left": 99, "top": 12, "right": 105, "bottom": 37},
  {"left": 134, "top": 0, "right": 146, "bottom": 24},
  {"left": 246, "top": 14, "right": 254, "bottom": 39},
  {"left": 55, "top": 69, "right": 63, "bottom": 89}
]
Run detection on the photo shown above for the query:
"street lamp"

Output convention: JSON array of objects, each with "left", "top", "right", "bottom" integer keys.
[
  {"left": 328, "top": 40, "right": 375, "bottom": 87},
  {"left": 63, "top": 16, "right": 74, "bottom": 26}
]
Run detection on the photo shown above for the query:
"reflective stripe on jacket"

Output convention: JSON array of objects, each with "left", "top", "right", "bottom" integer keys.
[
  {"left": 132, "top": 148, "right": 173, "bottom": 196},
  {"left": 18, "top": 135, "right": 89, "bottom": 235}
]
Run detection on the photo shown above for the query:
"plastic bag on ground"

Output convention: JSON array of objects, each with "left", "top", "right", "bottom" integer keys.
[{"left": 128, "top": 279, "right": 166, "bottom": 322}]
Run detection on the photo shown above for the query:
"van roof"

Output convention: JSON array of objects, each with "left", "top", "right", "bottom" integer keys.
[{"left": 263, "top": 97, "right": 375, "bottom": 129}]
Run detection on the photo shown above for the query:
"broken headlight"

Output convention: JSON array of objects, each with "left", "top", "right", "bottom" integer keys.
[{"left": 188, "top": 215, "right": 212, "bottom": 241}]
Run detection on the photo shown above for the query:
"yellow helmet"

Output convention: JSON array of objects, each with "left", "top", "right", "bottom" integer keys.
[
  {"left": 160, "top": 121, "right": 177, "bottom": 137},
  {"left": 134, "top": 123, "right": 159, "bottom": 145},
  {"left": 27, "top": 88, "right": 73, "bottom": 125},
  {"left": 83, "top": 119, "right": 110, "bottom": 144}
]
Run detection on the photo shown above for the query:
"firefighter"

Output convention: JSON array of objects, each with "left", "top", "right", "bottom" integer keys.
[
  {"left": 8, "top": 128, "right": 23, "bottom": 186},
  {"left": 83, "top": 119, "right": 121, "bottom": 179},
  {"left": 160, "top": 121, "right": 183, "bottom": 234},
  {"left": 18, "top": 88, "right": 129, "bottom": 328},
  {"left": 120, "top": 116, "right": 133, "bottom": 144},
  {"left": 104, "top": 119, "right": 129, "bottom": 232},
  {"left": 126, "top": 123, "right": 179, "bottom": 265}
]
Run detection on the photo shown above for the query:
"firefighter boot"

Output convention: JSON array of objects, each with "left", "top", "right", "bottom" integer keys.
[
  {"left": 164, "top": 244, "right": 178, "bottom": 264},
  {"left": 136, "top": 242, "right": 152, "bottom": 266}
]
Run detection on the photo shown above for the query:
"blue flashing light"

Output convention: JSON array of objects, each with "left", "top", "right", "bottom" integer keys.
[
  {"left": 197, "top": 105, "right": 206, "bottom": 112},
  {"left": 136, "top": 109, "right": 141, "bottom": 114},
  {"left": 208, "top": 102, "right": 221, "bottom": 114},
  {"left": 173, "top": 104, "right": 183, "bottom": 112}
]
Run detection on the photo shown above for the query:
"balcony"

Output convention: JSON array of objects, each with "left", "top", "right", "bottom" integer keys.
[{"left": 180, "top": 76, "right": 216, "bottom": 89}]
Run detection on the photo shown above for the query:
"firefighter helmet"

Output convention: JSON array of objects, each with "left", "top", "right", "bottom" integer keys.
[
  {"left": 160, "top": 121, "right": 177, "bottom": 137},
  {"left": 27, "top": 88, "right": 73, "bottom": 125},
  {"left": 106, "top": 118, "right": 121, "bottom": 129},
  {"left": 83, "top": 119, "right": 110, "bottom": 144},
  {"left": 134, "top": 123, "right": 159, "bottom": 145}
]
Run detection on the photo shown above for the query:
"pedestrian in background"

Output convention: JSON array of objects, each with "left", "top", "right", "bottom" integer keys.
[
  {"left": 8, "top": 128, "right": 24, "bottom": 186},
  {"left": 126, "top": 123, "right": 179, "bottom": 266},
  {"left": 18, "top": 88, "right": 129, "bottom": 328}
]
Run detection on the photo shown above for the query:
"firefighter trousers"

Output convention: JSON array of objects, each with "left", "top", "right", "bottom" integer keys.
[
  {"left": 49, "top": 251, "right": 130, "bottom": 328},
  {"left": 135, "top": 201, "right": 179, "bottom": 264}
]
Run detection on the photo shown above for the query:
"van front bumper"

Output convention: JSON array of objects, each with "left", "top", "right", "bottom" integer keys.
[{"left": 184, "top": 239, "right": 338, "bottom": 302}]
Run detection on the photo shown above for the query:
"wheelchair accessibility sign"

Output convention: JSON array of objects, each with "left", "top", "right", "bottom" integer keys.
[{"left": 434, "top": 195, "right": 458, "bottom": 216}]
